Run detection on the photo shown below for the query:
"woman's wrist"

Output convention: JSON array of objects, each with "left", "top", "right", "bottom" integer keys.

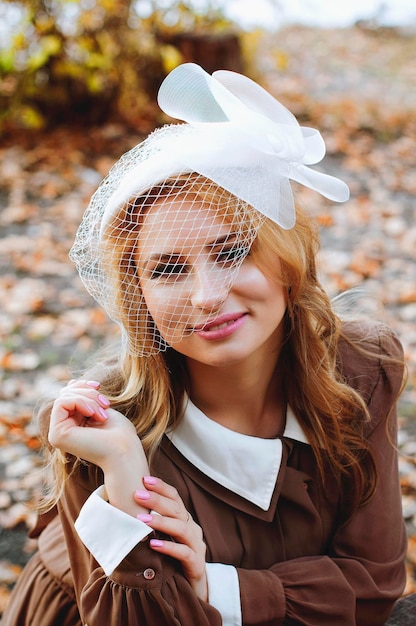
[
  {"left": 192, "top": 571, "right": 208, "bottom": 602},
  {"left": 102, "top": 439, "right": 150, "bottom": 517}
]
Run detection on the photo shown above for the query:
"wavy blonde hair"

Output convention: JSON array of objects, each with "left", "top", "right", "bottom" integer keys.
[{"left": 38, "top": 174, "right": 401, "bottom": 513}]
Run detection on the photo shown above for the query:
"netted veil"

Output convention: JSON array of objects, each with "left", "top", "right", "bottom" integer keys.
[{"left": 69, "top": 63, "right": 350, "bottom": 356}]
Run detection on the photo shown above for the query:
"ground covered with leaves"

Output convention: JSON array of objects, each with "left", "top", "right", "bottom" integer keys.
[{"left": 0, "top": 24, "right": 415, "bottom": 615}]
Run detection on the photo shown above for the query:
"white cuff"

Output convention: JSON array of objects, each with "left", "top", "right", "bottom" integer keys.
[
  {"left": 206, "top": 563, "right": 241, "bottom": 626},
  {"left": 75, "top": 485, "right": 153, "bottom": 575}
]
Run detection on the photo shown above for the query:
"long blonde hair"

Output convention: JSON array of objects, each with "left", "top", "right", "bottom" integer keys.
[{"left": 38, "top": 175, "right": 401, "bottom": 513}]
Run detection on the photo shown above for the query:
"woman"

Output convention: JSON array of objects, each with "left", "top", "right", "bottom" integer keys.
[{"left": 2, "top": 63, "right": 407, "bottom": 626}]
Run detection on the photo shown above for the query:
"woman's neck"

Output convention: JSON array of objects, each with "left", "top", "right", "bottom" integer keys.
[{"left": 186, "top": 352, "right": 286, "bottom": 439}]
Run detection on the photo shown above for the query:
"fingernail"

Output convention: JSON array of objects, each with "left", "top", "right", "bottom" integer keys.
[
  {"left": 98, "top": 394, "right": 110, "bottom": 407},
  {"left": 135, "top": 490, "right": 150, "bottom": 500},
  {"left": 143, "top": 476, "right": 157, "bottom": 485},
  {"left": 86, "top": 381, "right": 101, "bottom": 388},
  {"left": 150, "top": 539, "right": 164, "bottom": 548},
  {"left": 98, "top": 408, "right": 109, "bottom": 420},
  {"left": 137, "top": 513, "right": 153, "bottom": 523}
]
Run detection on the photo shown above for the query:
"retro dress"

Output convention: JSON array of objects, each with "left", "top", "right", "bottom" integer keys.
[{"left": 2, "top": 322, "right": 407, "bottom": 626}]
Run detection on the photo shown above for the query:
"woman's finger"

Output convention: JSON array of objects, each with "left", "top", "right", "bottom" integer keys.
[
  {"left": 51, "top": 393, "right": 109, "bottom": 424},
  {"left": 134, "top": 476, "right": 187, "bottom": 519},
  {"left": 66, "top": 379, "right": 101, "bottom": 389},
  {"left": 137, "top": 511, "right": 196, "bottom": 543},
  {"left": 149, "top": 538, "right": 196, "bottom": 563},
  {"left": 146, "top": 527, "right": 208, "bottom": 601},
  {"left": 142, "top": 476, "right": 181, "bottom": 500},
  {"left": 60, "top": 387, "right": 110, "bottom": 409},
  {"left": 51, "top": 382, "right": 112, "bottom": 426}
]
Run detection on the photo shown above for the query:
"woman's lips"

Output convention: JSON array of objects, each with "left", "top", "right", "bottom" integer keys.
[{"left": 194, "top": 312, "right": 247, "bottom": 340}]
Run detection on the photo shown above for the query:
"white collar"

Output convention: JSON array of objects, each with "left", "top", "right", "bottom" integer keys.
[{"left": 166, "top": 399, "right": 309, "bottom": 510}]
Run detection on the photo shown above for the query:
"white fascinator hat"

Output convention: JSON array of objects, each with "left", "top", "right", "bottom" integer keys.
[{"left": 69, "top": 63, "right": 350, "bottom": 355}]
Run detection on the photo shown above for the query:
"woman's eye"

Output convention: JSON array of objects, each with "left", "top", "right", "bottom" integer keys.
[
  {"left": 217, "top": 246, "right": 250, "bottom": 264},
  {"left": 150, "top": 263, "right": 188, "bottom": 280}
]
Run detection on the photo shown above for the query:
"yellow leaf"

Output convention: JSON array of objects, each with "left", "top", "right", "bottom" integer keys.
[
  {"left": 0, "top": 50, "right": 15, "bottom": 73},
  {"left": 273, "top": 50, "right": 289, "bottom": 71},
  {"left": 86, "top": 52, "right": 109, "bottom": 70},
  {"left": 27, "top": 35, "right": 62, "bottom": 71},
  {"left": 15, "top": 105, "right": 45, "bottom": 130},
  {"left": 12, "top": 32, "right": 26, "bottom": 50},
  {"left": 42, "top": 34, "right": 62, "bottom": 56},
  {"left": 87, "top": 73, "right": 104, "bottom": 93},
  {"left": 160, "top": 44, "right": 183, "bottom": 75}
]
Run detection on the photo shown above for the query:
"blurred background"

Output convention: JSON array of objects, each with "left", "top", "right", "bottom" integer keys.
[
  {"left": 0, "top": 0, "right": 415, "bottom": 615},
  {"left": 1, "top": 0, "right": 415, "bottom": 132}
]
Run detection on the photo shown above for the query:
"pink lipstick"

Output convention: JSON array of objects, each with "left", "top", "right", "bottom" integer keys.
[{"left": 194, "top": 313, "right": 247, "bottom": 340}]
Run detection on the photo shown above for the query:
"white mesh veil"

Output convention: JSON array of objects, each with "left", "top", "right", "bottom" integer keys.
[{"left": 69, "top": 63, "right": 350, "bottom": 356}]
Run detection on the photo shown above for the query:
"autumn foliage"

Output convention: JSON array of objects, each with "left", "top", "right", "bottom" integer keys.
[{"left": 0, "top": 0, "right": 238, "bottom": 133}]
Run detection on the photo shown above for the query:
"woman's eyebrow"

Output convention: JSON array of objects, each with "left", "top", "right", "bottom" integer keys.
[
  {"left": 144, "top": 252, "right": 184, "bottom": 266},
  {"left": 141, "top": 233, "right": 238, "bottom": 268},
  {"left": 208, "top": 232, "right": 238, "bottom": 248}
]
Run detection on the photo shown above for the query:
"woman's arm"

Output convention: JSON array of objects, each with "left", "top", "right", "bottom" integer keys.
[
  {"left": 49, "top": 380, "right": 208, "bottom": 595},
  {"left": 58, "top": 464, "right": 223, "bottom": 626},
  {"left": 49, "top": 381, "right": 219, "bottom": 625},
  {"left": 234, "top": 326, "right": 407, "bottom": 626},
  {"left": 236, "top": 402, "right": 406, "bottom": 625}
]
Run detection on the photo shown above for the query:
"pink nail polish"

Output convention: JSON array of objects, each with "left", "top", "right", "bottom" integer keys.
[
  {"left": 137, "top": 514, "right": 153, "bottom": 523},
  {"left": 86, "top": 381, "right": 101, "bottom": 388},
  {"left": 143, "top": 476, "right": 157, "bottom": 485},
  {"left": 98, "top": 394, "right": 110, "bottom": 407},
  {"left": 150, "top": 539, "right": 164, "bottom": 548},
  {"left": 135, "top": 490, "right": 150, "bottom": 500},
  {"left": 98, "top": 408, "right": 108, "bottom": 420}
]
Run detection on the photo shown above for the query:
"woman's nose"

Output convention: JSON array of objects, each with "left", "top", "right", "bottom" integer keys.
[{"left": 190, "top": 266, "right": 229, "bottom": 310}]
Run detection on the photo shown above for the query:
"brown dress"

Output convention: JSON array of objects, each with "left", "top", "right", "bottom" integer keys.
[{"left": 2, "top": 322, "right": 407, "bottom": 626}]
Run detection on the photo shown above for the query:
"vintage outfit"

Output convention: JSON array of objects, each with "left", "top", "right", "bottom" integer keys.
[{"left": 2, "top": 322, "right": 407, "bottom": 626}]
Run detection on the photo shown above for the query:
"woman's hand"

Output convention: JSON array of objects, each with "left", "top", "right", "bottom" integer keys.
[
  {"left": 49, "top": 380, "right": 139, "bottom": 469},
  {"left": 49, "top": 380, "right": 150, "bottom": 517},
  {"left": 135, "top": 476, "right": 208, "bottom": 602}
]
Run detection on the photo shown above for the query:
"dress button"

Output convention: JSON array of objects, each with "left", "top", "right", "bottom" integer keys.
[{"left": 143, "top": 568, "right": 156, "bottom": 580}]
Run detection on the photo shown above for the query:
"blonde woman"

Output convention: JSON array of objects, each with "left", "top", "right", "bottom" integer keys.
[{"left": 3, "top": 63, "right": 407, "bottom": 626}]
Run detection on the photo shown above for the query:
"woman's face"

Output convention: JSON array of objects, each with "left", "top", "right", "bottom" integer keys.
[{"left": 136, "top": 197, "right": 288, "bottom": 367}]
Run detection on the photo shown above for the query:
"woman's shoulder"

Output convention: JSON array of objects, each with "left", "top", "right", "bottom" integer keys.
[
  {"left": 338, "top": 318, "right": 404, "bottom": 360},
  {"left": 337, "top": 319, "right": 405, "bottom": 408}
]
